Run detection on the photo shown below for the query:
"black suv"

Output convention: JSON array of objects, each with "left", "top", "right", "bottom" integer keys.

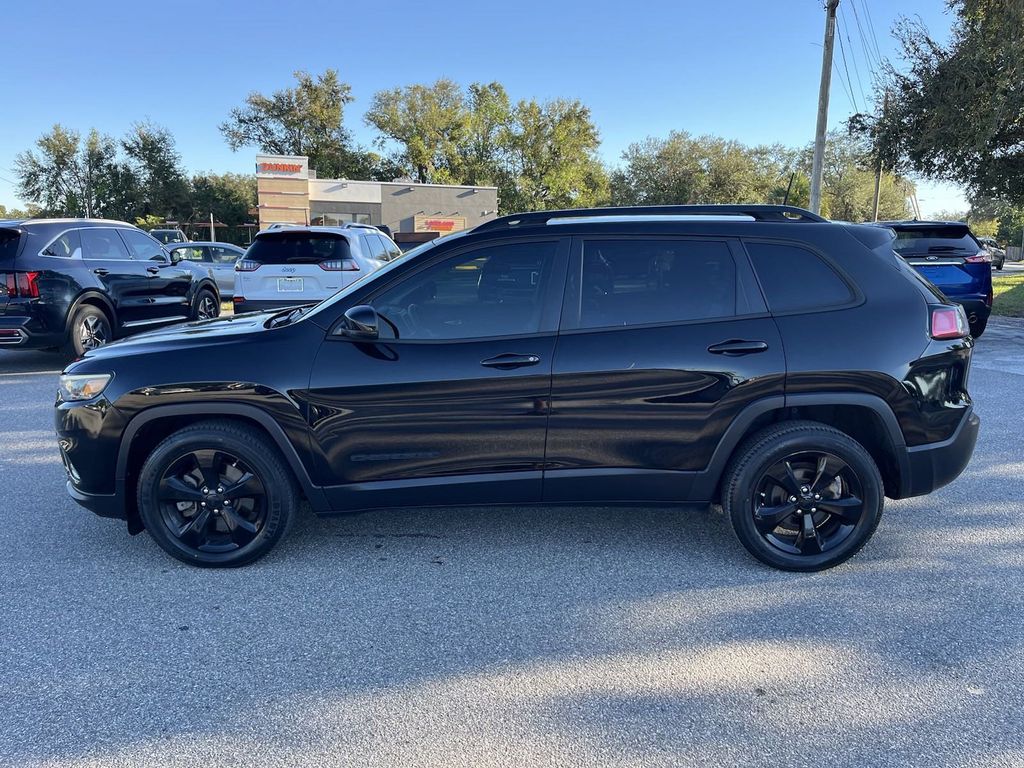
[
  {"left": 55, "top": 205, "right": 979, "bottom": 571},
  {"left": 1, "top": 219, "right": 221, "bottom": 356}
]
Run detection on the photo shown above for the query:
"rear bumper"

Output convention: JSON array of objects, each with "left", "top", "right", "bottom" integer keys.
[
  {"left": 952, "top": 298, "right": 992, "bottom": 323},
  {"left": 0, "top": 314, "right": 64, "bottom": 348},
  {"left": 898, "top": 408, "right": 980, "bottom": 498},
  {"left": 233, "top": 298, "right": 314, "bottom": 314}
]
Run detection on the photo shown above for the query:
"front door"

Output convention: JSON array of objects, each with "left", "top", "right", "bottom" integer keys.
[
  {"left": 544, "top": 235, "right": 786, "bottom": 503},
  {"left": 304, "top": 237, "right": 569, "bottom": 511},
  {"left": 116, "top": 228, "right": 192, "bottom": 324}
]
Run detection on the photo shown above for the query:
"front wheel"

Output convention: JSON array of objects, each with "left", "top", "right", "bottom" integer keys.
[
  {"left": 136, "top": 420, "right": 298, "bottom": 567},
  {"left": 722, "top": 421, "right": 883, "bottom": 572}
]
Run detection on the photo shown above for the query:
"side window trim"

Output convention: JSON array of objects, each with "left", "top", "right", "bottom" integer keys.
[{"left": 346, "top": 236, "right": 571, "bottom": 344}]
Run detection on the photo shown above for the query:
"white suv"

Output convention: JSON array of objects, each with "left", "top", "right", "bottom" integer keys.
[{"left": 233, "top": 224, "right": 401, "bottom": 313}]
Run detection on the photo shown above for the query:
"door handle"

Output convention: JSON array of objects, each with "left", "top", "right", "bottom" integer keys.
[
  {"left": 92, "top": 268, "right": 109, "bottom": 276},
  {"left": 480, "top": 353, "right": 541, "bottom": 370},
  {"left": 707, "top": 339, "right": 769, "bottom": 355},
  {"left": 146, "top": 266, "right": 161, "bottom": 275}
]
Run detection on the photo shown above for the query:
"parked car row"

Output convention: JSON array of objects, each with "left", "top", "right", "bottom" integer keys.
[
  {"left": 0, "top": 219, "right": 401, "bottom": 355},
  {"left": 53, "top": 204, "right": 979, "bottom": 574}
]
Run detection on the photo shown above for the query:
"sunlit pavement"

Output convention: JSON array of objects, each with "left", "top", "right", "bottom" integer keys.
[{"left": 1, "top": 326, "right": 1022, "bottom": 767}]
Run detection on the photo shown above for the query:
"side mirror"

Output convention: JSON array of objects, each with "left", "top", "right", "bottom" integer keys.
[{"left": 337, "top": 305, "right": 379, "bottom": 340}]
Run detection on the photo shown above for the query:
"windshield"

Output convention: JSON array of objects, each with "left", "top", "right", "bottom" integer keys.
[
  {"left": 889, "top": 225, "right": 981, "bottom": 255},
  {"left": 299, "top": 231, "right": 468, "bottom": 324}
]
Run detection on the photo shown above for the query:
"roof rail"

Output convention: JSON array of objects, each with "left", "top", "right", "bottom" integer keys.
[{"left": 474, "top": 204, "right": 826, "bottom": 231}]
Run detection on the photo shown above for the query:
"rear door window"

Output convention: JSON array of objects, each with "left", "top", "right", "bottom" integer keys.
[
  {"left": 570, "top": 239, "right": 737, "bottom": 329},
  {"left": 81, "top": 229, "right": 132, "bottom": 261},
  {"left": 247, "top": 232, "right": 352, "bottom": 265},
  {"left": 209, "top": 246, "right": 241, "bottom": 264},
  {"left": 745, "top": 241, "right": 854, "bottom": 313}
]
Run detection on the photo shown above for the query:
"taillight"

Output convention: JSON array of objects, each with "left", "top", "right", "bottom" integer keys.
[
  {"left": 319, "top": 259, "right": 359, "bottom": 271},
  {"left": 965, "top": 251, "right": 991, "bottom": 263},
  {"left": 1, "top": 271, "right": 40, "bottom": 298},
  {"left": 931, "top": 306, "right": 969, "bottom": 340},
  {"left": 235, "top": 260, "right": 261, "bottom": 272}
]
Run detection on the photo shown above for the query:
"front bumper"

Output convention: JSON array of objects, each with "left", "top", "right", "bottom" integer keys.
[
  {"left": 65, "top": 480, "right": 124, "bottom": 519},
  {"left": 899, "top": 408, "right": 980, "bottom": 498}
]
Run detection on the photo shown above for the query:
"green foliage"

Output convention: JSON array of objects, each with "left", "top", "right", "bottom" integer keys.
[
  {"left": 187, "top": 173, "right": 257, "bottom": 244},
  {"left": 876, "top": 0, "right": 1024, "bottom": 201},
  {"left": 0, "top": 203, "right": 36, "bottom": 219},
  {"left": 610, "top": 130, "right": 910, "bottom": 221},
  {"left": 134, "top": 214, "right": 165, "bottom": 230},
  {"left": 123, "top": 122, "right": 190, "bottom": 218},
  {"left": 367, "top": 79, "right": 607, "bottom": 212},
  {"left": 220, "top": 69, "right": 379, "bottom": 180}
]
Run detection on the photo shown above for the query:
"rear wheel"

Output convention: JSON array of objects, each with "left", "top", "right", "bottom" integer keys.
[
  {"left": 722, "top": 421, "right": 883, "bottom": 571},
  {"left": 62, "top": 305, "right": 112, "bottom": 357},
  {"left": 136, "top": 420, "right": 298, "bottom": 567},
  {"left": 193, "top": 288, "right": 219, "bottom": 321}
]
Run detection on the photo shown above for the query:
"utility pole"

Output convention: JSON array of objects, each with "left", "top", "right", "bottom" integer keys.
[
  {"left": 871, "top": 92, "right": 889, "bottom": 222},
  {"left": 810, "top": 0, "right": 840, "bottom": 216}
]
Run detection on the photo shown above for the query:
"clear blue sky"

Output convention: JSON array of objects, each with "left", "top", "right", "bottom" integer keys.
[{"left": 0, "top": 0, "right": 964, "bottom": 215}]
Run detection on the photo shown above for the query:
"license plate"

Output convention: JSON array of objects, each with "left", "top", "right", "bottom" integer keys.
[{"left": 277, "top": 277, "right": 304, "bottom": 292}]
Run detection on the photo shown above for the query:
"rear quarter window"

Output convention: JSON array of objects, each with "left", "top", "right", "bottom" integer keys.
[
  {"left": 745, "top": 241, "right": 854, "bottom": 313},
  {"left": 0, "top": 230, "right": 21, "bottom": 263},
  {"left": 247, "top": 233, "right": 353, "bottom": 265}
]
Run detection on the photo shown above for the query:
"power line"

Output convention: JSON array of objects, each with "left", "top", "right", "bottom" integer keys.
[
  {"left": 839, "top": 6, "right": 869, "bottom": 110},
  {"left": 849, "top": 0, "right": 881, "bottom": 82},
  {"left": 835, "top": 10, "right": 861, "bottom": 112},
  {"left": 859, "top": 0, "right": 885, "bottom": 68}
]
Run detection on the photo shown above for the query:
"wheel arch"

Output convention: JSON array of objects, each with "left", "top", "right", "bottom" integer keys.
[
  {"left": 65, "top": 291, "right": 117, "bottom": 332},
  {"left": 699, "top": 393, "right": 909, "bottom": 502},
  {"left": 116, "top": 404, "right": 327, "bottom": 533}
]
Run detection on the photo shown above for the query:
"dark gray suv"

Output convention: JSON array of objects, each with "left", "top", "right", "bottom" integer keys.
[{"left": 0, "top": 219, "right": 221, "bottom": 356}]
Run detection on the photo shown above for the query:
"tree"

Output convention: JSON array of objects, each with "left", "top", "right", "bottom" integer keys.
[
  {"left": 500, "top": 98, "right": 608, "bottom": 212},
  {"left": 122, "top": 122, "right": 189, "bottom": 219},
  {"left": 15, "top": 125, "right": 129, "bottom": 218},
  {"left": 874, "top": 0, "right": 1024, "bottom": 201},
  {"left": 0, "top": 203, "right": 36, "bottom": 219},
  {"left": 186, "top": 173, "right": 257, "bottom": 244},
  {"left": 220, "top": 69, "right": 377, "bottom": 180},
  {"left": 365, "top": 78, "right": 471, "bottom": 184}
]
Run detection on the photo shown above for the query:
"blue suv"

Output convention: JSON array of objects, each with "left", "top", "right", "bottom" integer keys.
[{"left": 870, "top": 221, "right": 993, "bottom": 337}]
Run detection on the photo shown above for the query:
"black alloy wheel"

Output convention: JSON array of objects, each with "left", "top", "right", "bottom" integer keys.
[
  {"left": 157, "top": 449, "right": 267, "bottom": 553},
  {"left": 64, "top": 305, "right": 112, "bottom": 357},
  {"left": 752, "top": 451, "right": 865, "bottom": 557},
  {"left": 137, "top": 420, "right": 298, "bottom": 567},
  {"left": 195, "top": 290, "right": 219, "bottom": 321},
  {"left": 723, "top": 421, "right": 883, "bottom": 571}
]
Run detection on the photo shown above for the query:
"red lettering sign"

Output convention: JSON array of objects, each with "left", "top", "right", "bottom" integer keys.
[
  {"left": 258, "top": 162, "right": 303, "bottom": 174},
  {"left": 425, "top": 219, "right": 456, "bottom": 231}
]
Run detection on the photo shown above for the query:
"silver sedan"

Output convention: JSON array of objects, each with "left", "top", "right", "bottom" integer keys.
[{"left": 167, "top": 242, "right": 246, "bottom": 298}]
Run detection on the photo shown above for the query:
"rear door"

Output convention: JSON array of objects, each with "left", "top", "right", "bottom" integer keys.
[
  {"left": 116, "top": 228, "right": 192, "bottom": 324},
  {"left": 236, "top": 231, "right": 355, "bottom": 303},
  {"left": 78, "top": 227, "right": 155, "bottom": 327},
  {"left": 544, "top": 235, "right": 785, "bottom": 503}
]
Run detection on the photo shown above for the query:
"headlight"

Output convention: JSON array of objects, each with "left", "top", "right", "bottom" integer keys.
[{"left": 58, "top": 374, "right": 112, "bottom": 401}]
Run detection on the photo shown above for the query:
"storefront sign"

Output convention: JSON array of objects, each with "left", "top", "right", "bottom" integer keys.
[
  {"left": 255, "top": 155, "right": 309, "bottom": 179},
  {"left": 413, "top": 214, "right": 468, "bottom": 233}
]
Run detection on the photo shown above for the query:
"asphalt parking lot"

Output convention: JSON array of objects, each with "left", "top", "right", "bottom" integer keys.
[{"left": 1, "top": 326, "right": 1023, "bottom": 768}]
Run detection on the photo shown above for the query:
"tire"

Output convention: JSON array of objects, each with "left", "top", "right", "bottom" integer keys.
[
  {"left": 136, "top": 420, "right": 298, "bottom": 567},
  {"left": 722, "top": 420, "right": 884, "bottom": 572},
  {"left": 62, "top": 304, "right": 112, "bottom": 358},
  {"left": 970, "top": 316, "right": 988, "bottom": 338},
  {"left": 193, "top": 288, "right": 220, "bottom": 321},
  {"left": 995, "top": 262, "right": 1003, "bottom": 271}
]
